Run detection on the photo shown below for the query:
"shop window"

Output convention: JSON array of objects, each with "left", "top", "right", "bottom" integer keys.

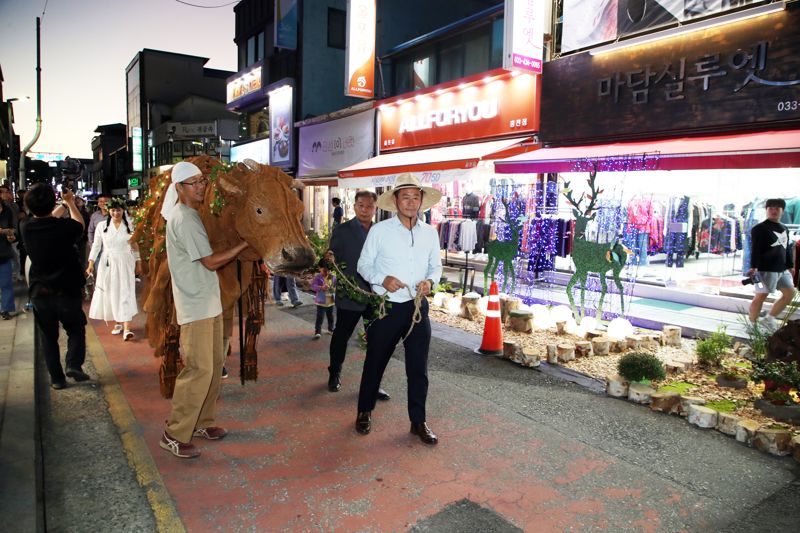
[
  {"left": 413, "top": 57, "right": 434, "bottom": 90},
  {"left": 247, "top": 35, "right": 256, "bottom": 66},
  {"left": 328, "top": 8, "right": 346, "bottom": 49}
]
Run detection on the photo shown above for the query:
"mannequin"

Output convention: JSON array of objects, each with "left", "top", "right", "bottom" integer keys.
[{"left": 462, "top": 189, "right": 481, "bottom": 219}]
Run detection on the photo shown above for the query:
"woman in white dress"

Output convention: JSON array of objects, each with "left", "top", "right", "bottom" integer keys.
[{"left": 86, "top": 198, "right": 141, "bottom": 340}]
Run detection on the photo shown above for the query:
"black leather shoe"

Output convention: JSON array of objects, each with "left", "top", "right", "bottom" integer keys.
[
  {"left": 51, "top": 380, "right": 67, "bottom": 390},
  {"left": 355, "top": 411, "right": 371, "bottom": 435},
  {"left": 410, "top": 422, "right": 438, "bottom": 445},
  {"left": 377, "top": 388, "right": 390, "bottom": 401},
  {"left": 328, "top": 371, "right": 341, "bottom": 392},
  {"left": 65, "top": 367, "right": 90, "bottom": 382}
]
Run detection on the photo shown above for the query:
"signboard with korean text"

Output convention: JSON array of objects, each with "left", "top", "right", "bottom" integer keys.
[
  {"left": 226, "top": 63, "right": 265, "bottom": 111},
  {"left": 275, "top": 0, "right": 298, "bottom": 50},
  {"left": 177, "top": 122, "right": 217, "bottom": 137},
  {"left": 541, "top": 6, "right": 800, "bottom": 145},
  {"left": 298, "top": 110, "right": 375, "bottom": 178},
  {"left": 503, "top": 0, "right": 545, "bottom": 74},
  {"left": 379, "top": 69, "right": 540, "bottom": 152},
  {"left": 268, "top": 79, "right": 295, "bottom": 168},
  {"left": 345, "top": 0, "right": 376, "bottom": 98}
]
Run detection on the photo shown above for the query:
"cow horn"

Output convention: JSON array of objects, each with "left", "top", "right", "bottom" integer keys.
[
  {"left": 217, "top": 174, "right": 245, "bottom": 197},
  {"left": 243, "top": 158, "right": 260, "bottom": 172},
  {"left": 290, "top": 179, "right": 304, "bottom": 190}
]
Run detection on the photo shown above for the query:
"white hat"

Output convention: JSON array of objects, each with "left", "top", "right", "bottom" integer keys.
[
  {"left": 160, "top": 162, "right": 202, "bottom": 220},
  {"left": 376, "top": 173, "right": 442, "bottom": 213}
]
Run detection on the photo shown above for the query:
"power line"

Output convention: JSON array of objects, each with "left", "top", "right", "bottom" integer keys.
[
  {"left": 174, "top": 0, "right": 239, "bottom": 8},
  {"left": 41, "top": 0, "right": 48, "bottom": 21}
]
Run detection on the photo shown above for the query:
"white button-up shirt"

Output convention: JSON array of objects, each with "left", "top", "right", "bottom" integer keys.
[{"left": 358, "top": 216, "right": 442, "bottom": 303}]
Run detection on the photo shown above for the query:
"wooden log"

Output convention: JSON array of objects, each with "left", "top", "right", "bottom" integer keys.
[
  {"left": 556, "top": 343, "right": 575, "bottom": 362},
  {"left": 626, "top": 335, "right": 643, "bottom": 351},
  {"left": 585, "top": 330, "right": 605, "bottom": 340},
  {"left": 460, "top": 294, "right": 481, "bottom": 322},
  {"left": 688, "top": 405, "right": 718, "bottom": 428},
  {"left": 628, "top": 383, "right": 655, "bottom": 404},
  {"left": 503, "top": 341, "right": 519, "bottom": 361},
  {"left": 521, "top": 347, "right": 541, "bottom": 368},
  {"left": 610, "top": 339, "right": 627, "bottom": 353},
  {"left": 500, "top": 296, "right": 520, "bottom": 324},
  {"left": 509, "top": 309, "right": 533, "bottom": 333},
  {"left": 546, "top": 344, "right": 558, "bottom": 364},
  {"left": 591, "top": 336, "right": 610, "bottom": 356},
  {"left": 662, "top": 325, "right": 682, "bottom": 347},
  {"left": 605, "top": 374, "right": 629, "bottom": 398},
  {"left": 555, "top": 321, "right": 567, "bottom": 335},
  {"left": 641, "top": 335, "right": 660, "bottom": 351},
  {"left": 574, "top": 341, "right": 593, "bottom": 357}
]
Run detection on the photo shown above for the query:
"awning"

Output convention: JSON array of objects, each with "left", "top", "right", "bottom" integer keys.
[
  {"left": 338, "top": 137, "right": 535, "bottom": 188},
  {"left": 298, "top": 177, "right": 338, "bottom": 187},
  {"left": 494, "top": 130, "right": 800, "bottom": 174}
]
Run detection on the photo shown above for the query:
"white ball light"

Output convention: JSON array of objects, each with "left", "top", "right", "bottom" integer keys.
[
  {"left": 478, "top": 296, "right": 489, "bottom": 314},
  {"left": 581, "top": 316, "right": 598, "bottom": 332},
  {"left": 446, "top": 297, "right": 462, "bottom": 315},
  {"left": 433, "top": 292, "right": 448, "bottom": 308},
  {"left": 607, "top": 318, "right": 634, "bottom": 340},
  {"left": 550, "top": 305, "right": 573, "bottom": 322},
  {"left": 564, "top": 317, "right": 578, "bottom": 334}
]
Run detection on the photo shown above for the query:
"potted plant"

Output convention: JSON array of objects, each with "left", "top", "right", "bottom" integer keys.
[
  {"left": 750, "top": 359, "right": 800, "bottom": 394},
  {"left": 715, "top": 369, "right": 748, "bottom": 389}
]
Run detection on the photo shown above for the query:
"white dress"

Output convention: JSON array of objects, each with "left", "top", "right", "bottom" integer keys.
[{"left": 88, "top": 220, "right": 138, "bottom": 323}]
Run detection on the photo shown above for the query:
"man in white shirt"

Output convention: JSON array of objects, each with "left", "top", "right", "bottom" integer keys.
[
  {"left": 158, "top": 161, "right": 249, "bottom": 459},
  {"left": 356, "top": 174, "right": 442, "bottom": 445}
]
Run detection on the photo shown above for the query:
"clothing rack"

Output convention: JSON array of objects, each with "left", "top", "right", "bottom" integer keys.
[{"left": 439, "top": 216, "right": 476, "bottom": 294}]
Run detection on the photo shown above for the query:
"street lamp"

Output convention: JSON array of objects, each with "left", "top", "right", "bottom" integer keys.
[{"left": 5, "top": 96, "right": 30, "bottom": 192}]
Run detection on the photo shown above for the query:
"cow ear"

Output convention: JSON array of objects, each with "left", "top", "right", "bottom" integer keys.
[
  {"left": 290, "top": 179, "right": 303, "bottom": 190},
  {"left": 217, "top": 174, "right": 244, "bottom": 198}
]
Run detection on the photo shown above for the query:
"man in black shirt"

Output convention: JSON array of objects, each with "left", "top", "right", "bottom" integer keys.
[
  {"left": 22, "top": 184, "right": 90, "bottom": 389},
  {"left": 747, "top": 198, "right": 796, "bottom": 330}
]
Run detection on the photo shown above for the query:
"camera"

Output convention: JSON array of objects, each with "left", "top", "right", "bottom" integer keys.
[{"left": 741, "top": 277, "right": 756, "bottom": 286}]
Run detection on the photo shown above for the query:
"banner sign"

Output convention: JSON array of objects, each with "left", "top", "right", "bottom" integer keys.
[
  {"left": 275, "top": 0, "right": 298, "bottom": 50},
  {"left": 226, "top": 63, "right": 266, "bottom": 110},
  {"left": 298, "top": 110, "right": 375, "bottom": 178},
  {"left": 345, "top": 0, "right": 376, "bottom": 98},
  {"left": 503, "top": 0, "right": 545, "bottom": 74},
  {"left": 541, "top": 7, "right": 800, "bottom": 144},
  {"left": 231, "top": 138, "right": 271, "bottom": 165},
  {"left": 268, "top": 78, "right": 295, "bottom": 168},
  {"left": 379, "top": 69, "right": 539, "bottom": 152}
]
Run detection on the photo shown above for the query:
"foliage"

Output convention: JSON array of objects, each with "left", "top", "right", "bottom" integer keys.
[
  {"left": 706, "top": 399, "right": 738, "bottom": 413},
  {"left": 208, "top": 163, "right": 232, "bottom": 216},
  {"left": 751, "top": 359, "right": 800, "bottom": 389},
  {"left": 762, "top": 390, "right": 797, "bottom": 406},
  {"left": 433, "top": 281, "right": 453, "bottom": 294},
  {"left": 618, "top": 352, "right": 666, "bottom": 382},
  {"left": 717, "top": 369, "right": 747, "bottom": 381},
  {"left": 306, "top": 228, "right": 330, "bottom": 266},
  {"left": 695, "top": 326, "right": 732, "bottom": 368},
  {"left": 737, "top": 313, "right": 769, "bottom": 359},
  {"left": 656, "top": 381, "right": 698, "bottom": 395}
]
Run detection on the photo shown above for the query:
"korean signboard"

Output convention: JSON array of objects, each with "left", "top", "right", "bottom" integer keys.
[
  {"left": 345, "top": 0, "right": 376, "bottom": 99},
  {"left": 503, "top": 0, "right": 545, "bottom": 74},
  {"left": 298, "top": 110, "right": 375, "bottom": 178},
  {"left": 541, "top": 7, "right": 800, "bottom": 144},
  {"left": 379, "top": 69, "right": 540, "bottom": 152},
  {"left": 268, "top": 79, "right": 295, "bottom": 168},
  {"left": 226, "top": 64, "right": 265, "bottom": 110},
  {"left": 275, "top": 0, "right": 298, "bottom": 50}
]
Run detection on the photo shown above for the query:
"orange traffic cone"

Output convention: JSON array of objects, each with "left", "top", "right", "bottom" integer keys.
[{"left": 477, "top": 281, "right": 503, "bottom": 355}]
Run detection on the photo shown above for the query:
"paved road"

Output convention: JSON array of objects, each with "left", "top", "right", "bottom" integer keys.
[{"left": 29, "top": 298, "right": 800, "bottom": 532}]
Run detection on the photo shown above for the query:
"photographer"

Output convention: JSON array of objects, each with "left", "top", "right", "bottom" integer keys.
[
  {"left": 0, "top": 187, "right": 18, "bottom": 320},
  {"left": 22, "top": 184, "right": 90, "bottom": 389},
  {"left": 747, "top": 198, "right": 796, "bottom": 330}
]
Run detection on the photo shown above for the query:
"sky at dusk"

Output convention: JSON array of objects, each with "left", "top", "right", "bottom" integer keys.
[{"left": 0, "top": 0, "right": 238, "bottom": 159}]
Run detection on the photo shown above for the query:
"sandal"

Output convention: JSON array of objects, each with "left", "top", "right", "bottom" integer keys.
[
  {"left": 111, "top": 324, "right": 123, "bottom": 335},
  {"left": 123, "top": 330, "right": 134, "bottom": 341}
]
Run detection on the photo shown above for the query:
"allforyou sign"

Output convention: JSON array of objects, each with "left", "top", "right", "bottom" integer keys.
[
  {"left": 503, "top": 0, "right": 546, "bottom": 74},
  {"left": 345, "top": 0, "right": 376, "bottom": 99},
  {"left": 379, "top": 69, "right": 539, "bottom": 152}
]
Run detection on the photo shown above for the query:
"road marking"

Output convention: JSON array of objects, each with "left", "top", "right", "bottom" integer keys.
[{"left": 85, "top": 325, "right": 185, "bottom": 533}]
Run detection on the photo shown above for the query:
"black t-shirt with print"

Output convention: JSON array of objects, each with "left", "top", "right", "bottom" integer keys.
[
  {"left": 22, "top": 216, "right": 85, "bottom": 297},
  {"left": 750, "top": 219, "right": 793, "bottom": 272}
]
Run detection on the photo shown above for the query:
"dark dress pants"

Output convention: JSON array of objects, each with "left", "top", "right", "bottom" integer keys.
[
  {"left": 328, "top": 307, "right": 370, "bottom": 373},
  {"left": 357, "top": 300, "right": 430, "bottom": 424},
  {"left": 32, "top": 294, "right": 87, "bottom": 382}
]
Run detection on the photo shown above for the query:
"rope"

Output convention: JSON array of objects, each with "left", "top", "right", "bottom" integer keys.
[{"left": 330, "top": 258, "right": 425, "bottom": 340}]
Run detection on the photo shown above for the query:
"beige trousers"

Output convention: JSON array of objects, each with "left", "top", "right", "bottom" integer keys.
[{"left": 165, "top": 314, "right": 224, "bottom": 443}]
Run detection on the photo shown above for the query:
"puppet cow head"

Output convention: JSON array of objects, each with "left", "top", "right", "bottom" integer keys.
[{"left": 216, "top": 163, "right": 315, "bottom": 274}]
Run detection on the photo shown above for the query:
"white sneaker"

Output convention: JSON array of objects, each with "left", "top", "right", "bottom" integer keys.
[{"left": 760, "top": 315, "right": 779, "bottom": 332}]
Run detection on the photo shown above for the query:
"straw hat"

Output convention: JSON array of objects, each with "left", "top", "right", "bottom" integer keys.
[{"left": 376, "top": 173, "right": 442, "bottom": 213}]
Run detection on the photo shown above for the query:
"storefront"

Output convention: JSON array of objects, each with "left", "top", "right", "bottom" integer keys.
[
  {"left": 492, "top": 2, "right": 800, "bottom": 316},
  {"left": 338, "top": 68, "right": 541, "bottom": 284},
  {"left": 297, "top": 105, "right": 376, "bottom": 235}
]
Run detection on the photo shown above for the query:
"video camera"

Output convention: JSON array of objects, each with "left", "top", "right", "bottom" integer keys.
[{"left": 56, "top": 157, "right": 84, "bottom": 193}]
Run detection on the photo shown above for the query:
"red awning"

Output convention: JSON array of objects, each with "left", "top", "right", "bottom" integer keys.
[
  {"left": 493, "top": 130, "right": 800, "bottom": 173},
  {"left": 339, "top": 137, "right": 536, "bottom": 179}
]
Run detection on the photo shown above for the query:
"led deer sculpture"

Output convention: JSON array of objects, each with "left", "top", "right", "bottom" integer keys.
[
  {"left": 563, "top": 171, "right": 632, "bottom": 320},
  {"left": 484, "top": 198, "right": 524, "bottom": 295}
]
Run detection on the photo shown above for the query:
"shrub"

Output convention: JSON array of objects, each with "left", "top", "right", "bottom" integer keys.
[
  {"left": 618, "top": 352, "right": 666, "bottom": 382},
  {"left": 695, "top": 326, "right": 732, "bottom": 368}
]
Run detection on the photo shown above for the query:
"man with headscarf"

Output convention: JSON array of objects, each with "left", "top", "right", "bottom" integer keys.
[
  {"left": 355, "top": 174, "right": 442, "bottom": 445},
  {"left": 158, "top": 161, "right": 250, "bottom": 459}
]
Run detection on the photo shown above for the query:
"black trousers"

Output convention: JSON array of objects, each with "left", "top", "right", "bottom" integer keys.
[
  {"left": 314, "top": 305, "right": 335, "bottom": 334},
  {"left": 32, "top": 294, "right": 87, "bottom": 383},
  {"left": 328, "top": 307, "right": 370, "bottom": 374},
  {"left": 357, "top": 300, "right": 430, "bottom": 424}
]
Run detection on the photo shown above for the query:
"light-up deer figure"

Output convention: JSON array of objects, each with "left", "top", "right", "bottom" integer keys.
[{"left": 484, "top": 198, "right": 524, "bottom": 295}]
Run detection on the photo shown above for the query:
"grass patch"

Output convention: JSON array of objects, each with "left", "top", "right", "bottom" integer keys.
[
  {"left": 733, "top": 361, "right": 752, "bottom": 370},
  {"left": 706, "top": 399, "right": 737, "bottom": 413},
  {"left": 656, "top": 381, "right": 698, "bottom": 395}
]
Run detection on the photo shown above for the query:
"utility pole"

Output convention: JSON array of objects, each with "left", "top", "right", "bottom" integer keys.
[{"left": 19, "top": 17, "right": 43, "bottom": 189}]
